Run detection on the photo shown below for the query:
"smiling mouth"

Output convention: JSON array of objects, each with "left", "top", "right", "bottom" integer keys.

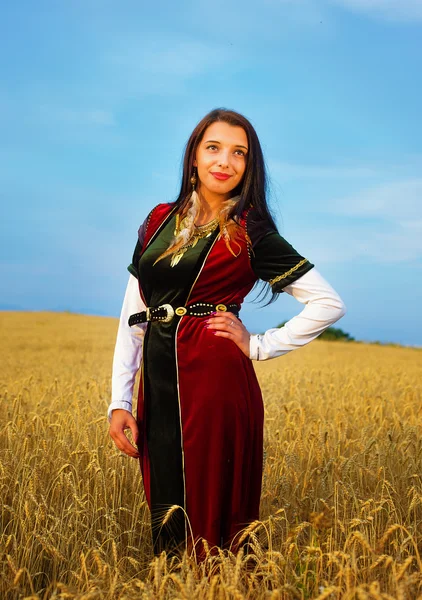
[{"left": 211, "top": 172, "right": 232, "bottom": 180}]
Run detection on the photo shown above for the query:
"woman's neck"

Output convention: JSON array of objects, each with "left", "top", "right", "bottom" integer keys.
[{"left": 195, "top": 189, "right": 227, "bottom": 225}]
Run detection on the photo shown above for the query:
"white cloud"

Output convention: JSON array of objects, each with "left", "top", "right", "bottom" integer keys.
[
  {"left": 328, "top": 178, "right": 422, "bottom": 220},
  {"left": 88, "top": 110, "right": 116, "bottom": 126},
  {"left": 309, "top": 178, "right": 422, "bottom": 263},
  {"left": 109, "top": 40, "right": 226, "bottom": 78},
  {"left": 105, "top": 37, "right": 241, "bottom": 96},
  {"left": 398, "top": 219, "right": 422, "bottom": 230},
  {"left": 296, "top": 217, "right": 422, "bottom": 264},
  {"left": 327, "top": 0, "right": 422, "bottom": 22},
  {"left": 369, "top": 229, "right": 422, "bottom": 261},
  {"left": 267, "top": 161, "right": 422, "bottom": 263}
]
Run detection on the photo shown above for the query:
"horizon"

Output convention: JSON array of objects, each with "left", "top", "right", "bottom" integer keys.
[{"left": 1, "top": 308, "right": 420, "bottom": 350}]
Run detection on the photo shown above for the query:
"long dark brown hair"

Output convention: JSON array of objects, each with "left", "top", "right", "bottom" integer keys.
[
  {"left": 175, "top": 107, "right": 277, "bottom": 230},
  {"left": 167, "top": 107, "right": 279, "bottom": 304}
]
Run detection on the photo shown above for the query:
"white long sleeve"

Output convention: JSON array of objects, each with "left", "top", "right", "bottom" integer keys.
[
  {"left": 249, "top": 267, "right": 347, "bottom": 360},
  {"left": 107, "top": 274, "right": 147, "bottom": 422},
  {"left": 108, "top": 268, "right": 347, "bottom": 419}
]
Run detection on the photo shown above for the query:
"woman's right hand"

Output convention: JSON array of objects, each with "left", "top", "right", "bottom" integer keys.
[{"left": 109, "top": 409, "right": 140, "bottom": 459}]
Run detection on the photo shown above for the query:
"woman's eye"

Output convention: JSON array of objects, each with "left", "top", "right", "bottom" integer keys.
[{"left": 205, "top": 145, "right": 246, "bottom": 156}]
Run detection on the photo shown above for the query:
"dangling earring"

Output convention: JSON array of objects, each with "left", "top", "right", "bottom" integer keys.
[
  {"left": 190, "top": 166, "right": 197, "bottom": 191},
  {"left": 188, "top": 166, "right": 200, "bottom": 214},
  {"left": 177, "top": 166, "right": 201, "bottom": 235}
]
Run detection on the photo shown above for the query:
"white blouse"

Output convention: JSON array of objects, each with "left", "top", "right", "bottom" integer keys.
[{"left": 107, "top": 268, "right": 346, "bottom": 422}]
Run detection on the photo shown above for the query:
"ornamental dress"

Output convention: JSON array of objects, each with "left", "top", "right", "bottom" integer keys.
[{"left": 126, "top": 201, "right": 316, "bottom": 556}]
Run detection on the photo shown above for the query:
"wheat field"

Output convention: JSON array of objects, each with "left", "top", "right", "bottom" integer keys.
[{"left": 1, "top": 311, "right": 421, "bottom": 600}]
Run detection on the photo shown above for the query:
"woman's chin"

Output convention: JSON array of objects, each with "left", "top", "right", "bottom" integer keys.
[{"left": 198, "top": 180, "right": 239, "bottom": 199}]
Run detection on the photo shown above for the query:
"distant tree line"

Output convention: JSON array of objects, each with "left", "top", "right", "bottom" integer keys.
[{"left": 276, "top": 321, "right": 355, "bottom": 341}]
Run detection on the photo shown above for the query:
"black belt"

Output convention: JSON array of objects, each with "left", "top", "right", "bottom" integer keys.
[{"left": 128, "top": 302, "right": 239, "bottom": 326}]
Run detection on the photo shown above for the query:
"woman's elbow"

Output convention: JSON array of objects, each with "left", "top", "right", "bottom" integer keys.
[{"left": 335, "top": 299, "right": 347, "bottom": 321}]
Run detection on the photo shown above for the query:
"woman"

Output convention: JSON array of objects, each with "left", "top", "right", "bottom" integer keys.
[{"left": 108, "top": 108, "right": 346, "bottom": 558}]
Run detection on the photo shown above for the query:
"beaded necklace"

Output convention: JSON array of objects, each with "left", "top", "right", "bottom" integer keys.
[{"left": 169, "top": 214, "right": 220, "bottom": 267}]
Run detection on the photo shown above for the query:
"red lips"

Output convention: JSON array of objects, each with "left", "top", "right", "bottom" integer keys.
[{"left": 211, "top": 172, "right": 231, "bottom": 180}]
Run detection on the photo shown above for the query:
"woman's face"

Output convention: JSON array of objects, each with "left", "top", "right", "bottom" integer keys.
[{"left": 193, "top": 121, "right": 248, "bottom": 202}]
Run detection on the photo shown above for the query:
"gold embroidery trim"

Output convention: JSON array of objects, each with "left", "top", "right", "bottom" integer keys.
[{"left": 269, "top": 258, "right": 309, "bottom": 286}]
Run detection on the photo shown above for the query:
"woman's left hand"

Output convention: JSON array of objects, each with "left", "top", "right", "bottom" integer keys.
[{"left": 205, "top": 312, "right": 251, "bottom": 357}]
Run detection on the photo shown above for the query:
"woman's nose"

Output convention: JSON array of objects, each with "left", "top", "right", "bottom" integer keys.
[{"left": 217, "top": 151, "right": 230, "bottom": 167}]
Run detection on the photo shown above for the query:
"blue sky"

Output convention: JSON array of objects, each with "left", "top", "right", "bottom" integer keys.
[{"left": 1, "top": 0, "right": 421, "bottom": 346}]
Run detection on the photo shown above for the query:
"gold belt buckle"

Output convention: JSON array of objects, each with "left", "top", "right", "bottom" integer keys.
[
  {"left": 216, "top": 304, "right": 227, "bottom": 312},
  {"left": 159, "top": 304, "right": 175, "bottom": 323}
]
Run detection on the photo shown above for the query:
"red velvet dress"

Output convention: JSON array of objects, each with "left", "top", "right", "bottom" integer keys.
[{"left": 128, "top": 202, "right": 314, "bottom": 557}]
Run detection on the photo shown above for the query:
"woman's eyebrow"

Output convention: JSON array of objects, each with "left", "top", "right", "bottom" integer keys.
[{"left": 204, "top": 139, "right": 248, "bottom": 150}]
